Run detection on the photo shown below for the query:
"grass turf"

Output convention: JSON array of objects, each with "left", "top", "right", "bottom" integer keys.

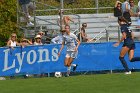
[{"left": 0, "top": 72, "right": 140, "bottom": 93}]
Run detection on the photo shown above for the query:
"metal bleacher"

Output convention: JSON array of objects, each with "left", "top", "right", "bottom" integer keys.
[
  {"left": 35, "top": 13, "right": 115, "bottom": 42},
  {"left": 19, "top": 12, "right": 140, "bottom": 43},
  {"left": 18, "top": 0, "right": 140, "bottom": 43}
]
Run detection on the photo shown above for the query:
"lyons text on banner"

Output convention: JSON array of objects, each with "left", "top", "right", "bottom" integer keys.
[{"left": 0, "top": 42, "right": 140, "bottom": 76}]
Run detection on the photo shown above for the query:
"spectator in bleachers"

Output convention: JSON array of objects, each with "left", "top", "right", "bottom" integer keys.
[
  {"left": 7, "top": 33, "right": 20, "bottom": 49},
  {"left": 122, "top": 0, "right": 132, "bottom": 25},
  {"left": 78, "top": 23, "right": 93, "bottom": 42},
  {"left": 34, "top": 35, "right": 43, "bottom": 45},
  {"left": 51, "top": 29, "right": 65, "bottom": 44},
  {"left": 129, "top": 0, "right": 139, "bottom": 17},
  {"left": 20, "top": 38, "right": 33, "bottom": 48},
  {"left": 114, "top": 0, "right": 123, "bottom": 17},
  {"left": 37, "top": 31, "right": 46, "bottom": 44},
  {"left": 18, "top": 0, "right": 36, "bottom": 26},
  {"left": 57, "top": 10, "right": 75, "bottom": 28}
]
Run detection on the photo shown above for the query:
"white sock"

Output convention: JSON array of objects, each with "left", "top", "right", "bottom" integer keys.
[
  {"left": 71, "top": 64, "right": 76, "bottom": 67},
  {"left": 67, "top": 66, "right": 71, "bottom": 71},
  {"left": 67, "top": 66, "right": 71, "bottom": 75}
]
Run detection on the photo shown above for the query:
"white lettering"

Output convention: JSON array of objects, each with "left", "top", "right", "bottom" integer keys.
[
  {"left": 38, "top": 49, "right": 50, "bottom": 62},
  {"left": 2, "top": 47, "right": 60, "bottom": 73},
  {"left": 15, "top": 52, "right": 26, "bottom": 73},
  {"left": 52, "top": 48, "right": 59, "bottom": 61},
  {"left": 27, "top": 50, "right": 37, "bottom": 64},
  {"left": 3, "top": 49, "right": 15, "bottom": 72}
]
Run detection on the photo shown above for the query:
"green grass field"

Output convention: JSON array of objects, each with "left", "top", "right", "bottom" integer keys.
[{"left": 0, "top": 72, "right": 140, "bottom": 93}]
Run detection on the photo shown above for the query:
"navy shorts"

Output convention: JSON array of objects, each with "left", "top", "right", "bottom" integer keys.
[{"left": 123, "top": 43, "right": 135, "bottom": 50}]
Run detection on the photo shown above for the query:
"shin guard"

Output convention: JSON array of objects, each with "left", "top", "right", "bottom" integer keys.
[{"left": 119, "top": 56, "right": 129, "bottom": 72}]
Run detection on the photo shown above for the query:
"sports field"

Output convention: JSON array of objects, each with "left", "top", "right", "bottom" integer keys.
[{"left": 0, "top": 72, "right": 140, "bottom": 93}]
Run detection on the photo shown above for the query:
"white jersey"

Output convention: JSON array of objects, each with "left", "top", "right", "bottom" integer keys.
[
  {"left": 51, "top": 34, "right": 63, "bottom": 44},
  {"left": 10, "top": 40, "right": 17, "bottom": 47},
  {"left": 63, "top": 33, "right": 77, "bottom": 51}
]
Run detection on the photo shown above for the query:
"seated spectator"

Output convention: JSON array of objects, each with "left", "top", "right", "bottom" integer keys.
[
  {"left": 129, "top": 0, "right": 139, "bottom": 17},
  {"left": 122, "top": 0, "right": 131, "bottom": 25},
  {"left": 37, "top": 31, "right": 46, "bottom": 44},
  {"left": 57, "top": 10, "right": 75, "bottom": 28},
  {"left": 78, "top": 23, "right": 93, "bottom": 42},
  {"left": 7, "top": 33, "right": 20, "bottom": 49},
  {"left": 37, "top": 31, "right": 45, "bottom": 36},
  {"left": 20, "top": 38, "right": 33, "bottom": 48},
  {"left": 18, "top": 0, "right": 36, "bottom": 26},
  {"left": 114, "top": 0, "right": 123, "bottom": 17},
  {"left": 34, "top": 35, "right": 43, "bottom": 45},
  {"left": 51, "top": 29, "right": 65, "bottom": 44}
]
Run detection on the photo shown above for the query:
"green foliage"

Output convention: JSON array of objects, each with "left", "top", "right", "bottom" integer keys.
[{"left": 0, "top": 0, "right": 19, "bottom": 47}]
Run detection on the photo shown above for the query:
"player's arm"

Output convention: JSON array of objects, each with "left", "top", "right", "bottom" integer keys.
[
  {"left": 131, "top": 32, "right": 134, "bottom": 40},
  {"left": 113, "top": 32, "right": 126, "bottom": 47},
  {"left": 75, "top": 38, "right": 80, "bottom": 51},
  {"left": 58, "top": 41, "right": 64, "bottom": 56}
]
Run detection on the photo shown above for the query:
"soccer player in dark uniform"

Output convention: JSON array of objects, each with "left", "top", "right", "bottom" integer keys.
[{"left": 114, "top": 16, "right": 140, "bottom": 74}]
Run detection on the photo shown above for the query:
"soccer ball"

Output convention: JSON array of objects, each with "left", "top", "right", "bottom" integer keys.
[{"left": 54, "top": 72, "right": 62, "bottom": 78}]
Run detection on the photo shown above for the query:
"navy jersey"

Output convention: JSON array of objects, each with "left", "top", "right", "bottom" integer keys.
[{"left": 121, "top": 24, "right": 135, "bottom": 49}]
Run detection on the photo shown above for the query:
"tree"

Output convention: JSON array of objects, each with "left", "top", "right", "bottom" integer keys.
[{"left": 0, "top": 0, "right": 18, "bottom": 46}]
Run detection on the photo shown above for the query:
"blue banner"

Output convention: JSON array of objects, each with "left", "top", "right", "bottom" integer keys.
[{"left": 0, "top": 42, "right": 140, "bottom": 76}]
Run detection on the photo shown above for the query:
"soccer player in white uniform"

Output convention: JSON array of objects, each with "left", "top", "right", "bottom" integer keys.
[{"left": 58, "top": 25, "right": 80, "bottom": 77}]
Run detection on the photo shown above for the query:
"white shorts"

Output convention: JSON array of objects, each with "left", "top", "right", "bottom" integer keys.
[{"left": 65, "top": 51, "right": 78, "bottom": 58}]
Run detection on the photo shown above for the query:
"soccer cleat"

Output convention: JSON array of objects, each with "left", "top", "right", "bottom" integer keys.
[
  {"left": 125, "top": 71, "right": 131, "bottom": 75},
  {"left": 73, "top": 64, "right": 78, "bottom": 71},
  {"left": 23, "top": 74, "right": 29, "bottom": 79},
  {"left": 10, "top": 76, "right": 15, "bottom": 79},
  {"left": 65, "top": 74, "right": 70, "bottom": 77}
]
